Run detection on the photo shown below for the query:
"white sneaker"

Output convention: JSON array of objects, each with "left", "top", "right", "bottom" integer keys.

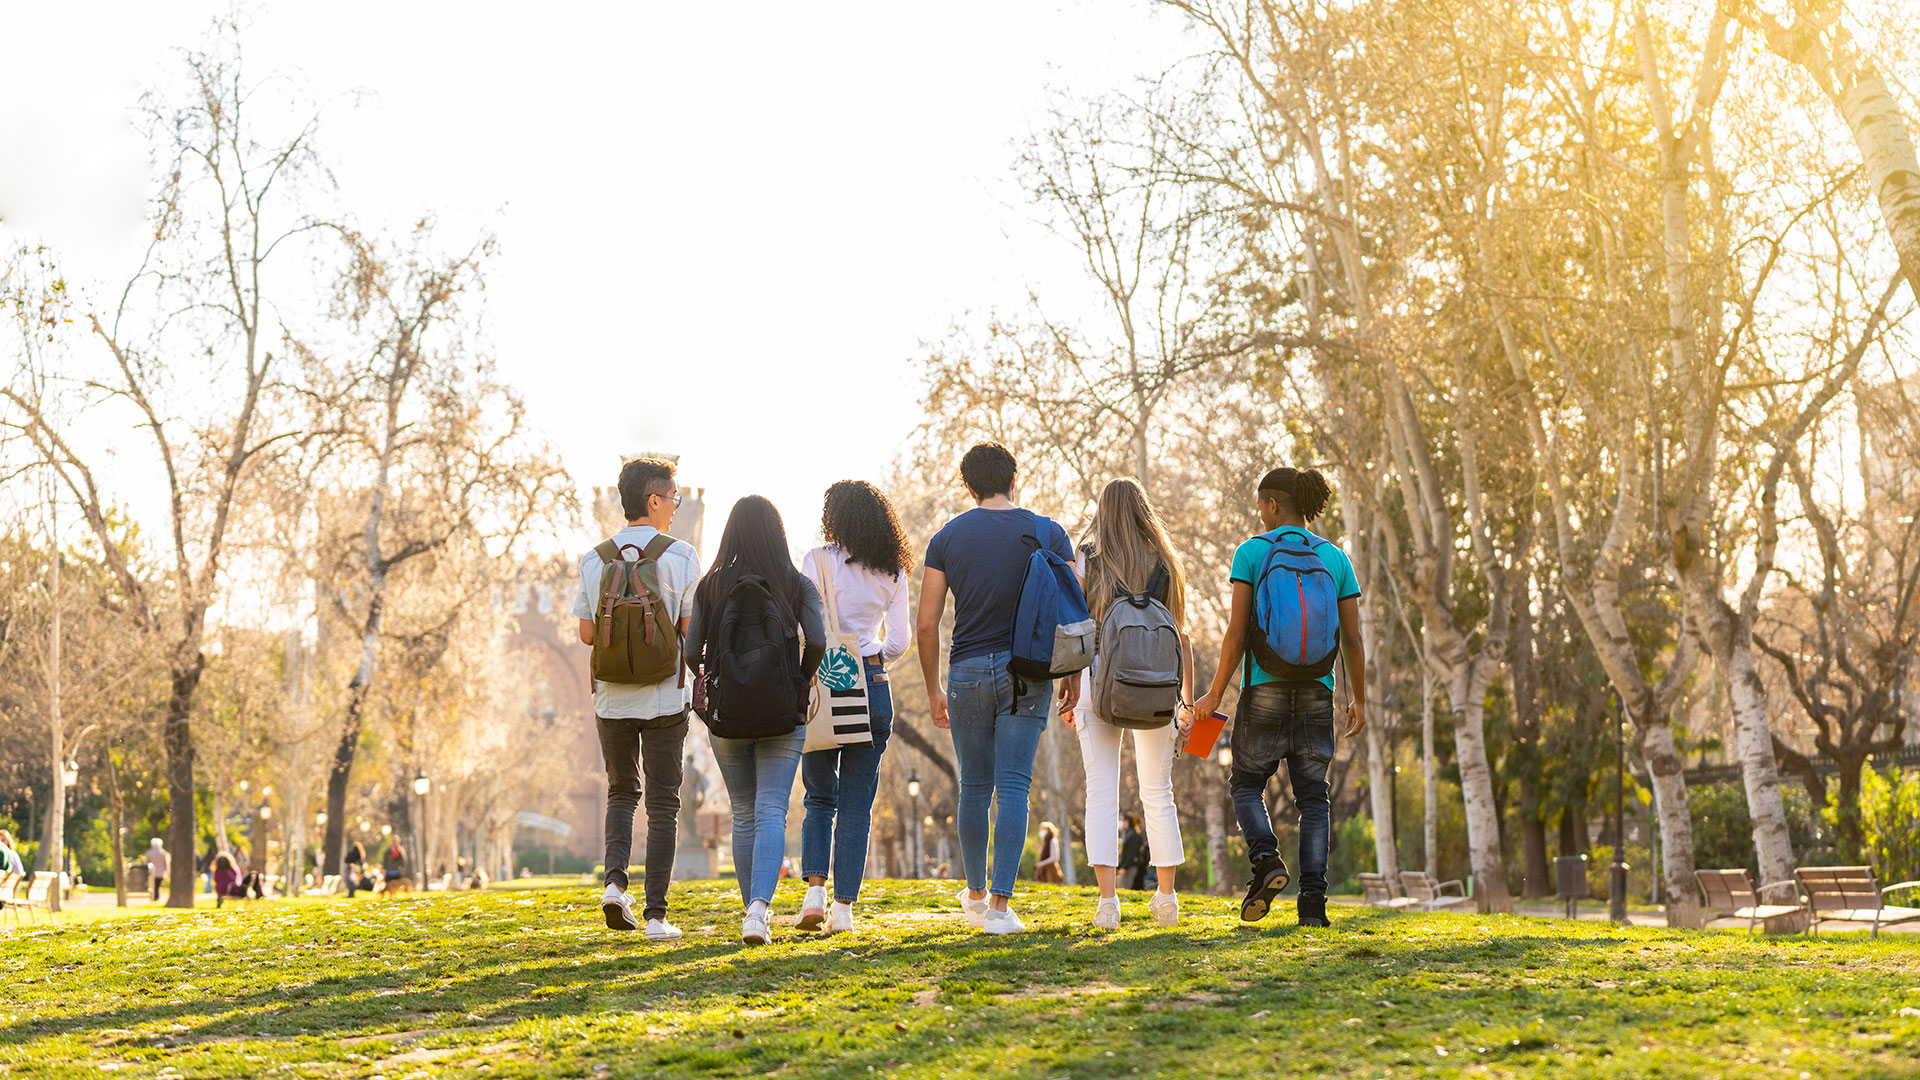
[
  {"left": 1092, "top": 896, "right": 1121, "bottom": 931},
  {"left": 982, "top": 906, "right": 1026, "bottom": 935},
  {"left": 741, "top": 912, "right": 771, "bottom": 945},
  {"left": 600, "top": 883, "right": 637, "bottom": 931},
  {"left": 827, "top": 901, "right": 854, "bottom": 934},
  {"left": 797, "top": 885, "right": 828, "bottom": 931},
  {"left": 1150, "top": 891, "right": 1180, "bottom": 928},
  {"left": 645, "top": 918, "right": 683, "bottom": 941},
  {"left": 956, "top": 884, "right": 990, "bottom": 928}
]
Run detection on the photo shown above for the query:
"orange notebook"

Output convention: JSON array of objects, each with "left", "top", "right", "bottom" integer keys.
[{"left": 1183, "top": 710, "right": 1228, "bottom": 758}]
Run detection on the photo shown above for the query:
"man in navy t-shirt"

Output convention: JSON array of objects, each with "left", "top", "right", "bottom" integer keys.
[{"left": 917, "top": 442, "right": 1073, "bottom": 936}]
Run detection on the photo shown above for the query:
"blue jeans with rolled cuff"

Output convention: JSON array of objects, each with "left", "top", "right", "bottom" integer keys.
[
  {"left": 800, "top": 659, "right": 893, "bottom": 903},
  {"left": 945, "top": 651, "right": 1050, "bottom": 900},
  {"left": 1229, "top": 682, "right": 1335, "bottom": 899}
]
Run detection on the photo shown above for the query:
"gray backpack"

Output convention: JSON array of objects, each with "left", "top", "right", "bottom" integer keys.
[{"left": 1091, "top": 562, "right": 1184, "bottom": 729}]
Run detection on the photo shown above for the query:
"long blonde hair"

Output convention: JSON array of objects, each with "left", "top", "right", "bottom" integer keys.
[{"left": 1082, "top": 478, "right": 1187, "bottom": 629}]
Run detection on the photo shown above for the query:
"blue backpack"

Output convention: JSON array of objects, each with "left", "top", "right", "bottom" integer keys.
[
  {"left": 1007, "top": 513, "right": 1097, "bottom": 681},
  {"left": 1249, "top": 529, "right": 1341, "bottom": 682}
]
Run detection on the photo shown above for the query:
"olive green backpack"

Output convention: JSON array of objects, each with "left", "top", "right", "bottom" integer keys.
[{"left": 590, "top": 534, "right": 684, "bottom": 688}]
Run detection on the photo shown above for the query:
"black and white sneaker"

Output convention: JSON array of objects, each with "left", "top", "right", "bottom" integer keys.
[
  {"left": 1240, "top": 856, "right": 1291, "bottom": 922},
  {"left": 601, "top": 883, "right": 638, "bottom": 931}
]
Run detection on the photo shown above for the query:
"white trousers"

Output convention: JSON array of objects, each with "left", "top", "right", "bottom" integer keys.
[{"left": 1076, "top": 673, "right": 1185, "bottom": 868}]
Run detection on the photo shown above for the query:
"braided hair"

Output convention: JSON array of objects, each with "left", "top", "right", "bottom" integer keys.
[{"left": 1257, "top": 467, "right": 1332, "bottom": 521}]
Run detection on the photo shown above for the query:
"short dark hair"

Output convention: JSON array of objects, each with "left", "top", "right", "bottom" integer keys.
[
  {"left": 618, "top": 457, "right": 676, "bottom": 520},
  {"left": 959, "top": 442, "right": 1017, "bottom": 499},
  {"left": 1258, "top": 466, "right": 1332, "bottom": 521}
]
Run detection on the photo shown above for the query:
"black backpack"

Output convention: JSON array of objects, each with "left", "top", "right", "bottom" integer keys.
[{"left": 702, "top": 572, "right": 806, "bottom": 739}]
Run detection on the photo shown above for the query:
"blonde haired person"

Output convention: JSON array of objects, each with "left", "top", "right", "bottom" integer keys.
[{"left": 1058, "top": 478, "right": 1193, "bottom": 929}]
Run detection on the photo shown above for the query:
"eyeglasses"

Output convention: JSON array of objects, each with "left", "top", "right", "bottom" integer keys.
[{"left": 652, "top": 489, "right": 684, "bottom": 509}]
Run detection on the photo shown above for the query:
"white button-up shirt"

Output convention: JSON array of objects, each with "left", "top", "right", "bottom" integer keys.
[{"left": 574, "top": 525, "right": 700, "bottom": 720}]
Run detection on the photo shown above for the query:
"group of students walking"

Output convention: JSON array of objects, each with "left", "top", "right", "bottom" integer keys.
[{"left": 577, "top": 443, "right": 1365, "bottom": 944}]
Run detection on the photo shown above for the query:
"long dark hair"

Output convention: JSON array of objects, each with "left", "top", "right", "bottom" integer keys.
[
  {"left": 696, "top": 495, "right": 803, "bottom": 622},
  {"left": 212, "top": 851, "right": 237, "bottom": 874},
  {"left": 822, "top": 480, "right": 913, "bottom": 579}
]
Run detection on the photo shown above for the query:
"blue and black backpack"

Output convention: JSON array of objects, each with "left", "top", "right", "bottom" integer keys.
[
  {"left": 1008, "top": 512, "right": 1097, "bottom": 681},
  {"left": 1248, "top": 528, "right": 1341, "bottom": 682}
]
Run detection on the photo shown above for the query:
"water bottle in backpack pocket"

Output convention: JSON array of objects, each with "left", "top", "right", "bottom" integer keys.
[
  {"left": 1007, "top": 512, "right": 1096, "bottom": 681},
  {"left": 1249, "top": 529, "right": 1341, "bottom": 682},
  {"left": 703, "top": 572, "right": 807, "bottom": 738},
  {"left": 1091, "top": 563, "right": 1184, "bottom": 729}
]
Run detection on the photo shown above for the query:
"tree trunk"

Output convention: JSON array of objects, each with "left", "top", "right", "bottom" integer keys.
[
  {"left": 1421, "top": 668, "right": 1438, "bottom": 880},
  {"left": 321, "top": 618, "right": 381, "bottom": 878},
  {"left": 43, "top": 531, "right": 64, "bottom": 913},
  {"left": 1519, "top": 779, "right": 1550, "bottom": 900},
  {"left": 165, "top": 656, "right": 202, "bottom": 908},
  {"left": 1448, "top": 666, "right": 1514, "bottom": 913},
  {"left": 1204, "top": 791, "right": 1230, "bottom": 896},
  {"left": 1723, "top": 640, "right": 1797, "bottom": 895},
  {"left": 1643, "top": 722, "right": 1700, "bottom": 927},
  {"left": 1833, "top": 755, "right": 1865, "bottom": 864},
  {"left": 1362, "top": 705, "right": 1399, "bottom": 889},
  {"left": 107, "top": 748, "right": 127, "bottom": 908}
]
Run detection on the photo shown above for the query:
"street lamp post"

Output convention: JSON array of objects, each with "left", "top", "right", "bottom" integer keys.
[
  {"left": 1609, "top": 695, "right": 1630, "bottom": 924},
  {"left": 906, "top": 771, "right": 922, "bottom": 879},
  {"left": 413, "top": 770, "right": 431, "bottom": 889}
]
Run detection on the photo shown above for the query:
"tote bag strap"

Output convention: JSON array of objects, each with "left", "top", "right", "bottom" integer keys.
[{"left": 812, "top": 548, "right": 845, "bottom": 638}]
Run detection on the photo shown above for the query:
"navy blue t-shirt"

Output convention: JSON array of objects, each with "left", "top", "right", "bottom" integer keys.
[{"left": 924, "top": 507, "right": 1074, "bottom": 664}]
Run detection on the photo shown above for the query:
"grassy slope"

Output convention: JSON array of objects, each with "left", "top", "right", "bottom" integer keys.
[{"left": 5, "top": 879, "right": 1919, "bottom": 1079}]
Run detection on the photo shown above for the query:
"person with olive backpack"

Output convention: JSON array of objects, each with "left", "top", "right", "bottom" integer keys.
[
  {"left": 1060, "top": 477, "right": 1194, "bottom": 930},
  {"left": 574, "top": 457, "right": 699, "bottom": 942}
]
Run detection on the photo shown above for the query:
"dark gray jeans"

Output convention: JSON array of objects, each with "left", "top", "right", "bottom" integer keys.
[
  {"left": 597, "top": 711, "right": 688, "bottom": 922},
  {"left": 1229, "top": 683, "right": 1335, "bottom": 898}
]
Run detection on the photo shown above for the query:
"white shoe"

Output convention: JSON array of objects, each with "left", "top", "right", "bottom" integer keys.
[
  {"left": 797, "top": 885, "right": 828, "bottom": 931},
  {"left": 741, "top": 912, "right": 771, "bottom": 945},
  {"left": 600, "top": 883, "right": 637, "bottom": 931},
  {"left": 645, "top": 918, "right": 683, "bottom": 941},
  {"left": 1150, "top": 891, "right": 1180, "bottom": 928},
  {"left": 956, "top": 884, "right": 990, "bottom": 928},
  {"left": 982, "top": 906, "right": 1026, "bottom": 935},
  {"left": 1092, "top": 896, "right": 1121, "bottom": 931},
  {"left": 827, "top": 901, "right": 854, "bottom": 934}
]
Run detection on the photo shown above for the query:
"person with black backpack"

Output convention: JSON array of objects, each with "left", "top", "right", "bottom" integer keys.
[
  {"left": 573, "top": 456, "right": 699, "bottom": 941},
  {"left": 1060, "top": 477, "right": 1194, "bottom": 930},
  {"left": 1193, "top": 467, "right": 1366, "bottom": 928},
  {"left": 683, "top": 495, "right": 825, "bottom": 946},
  {"left": 916, "top": 442, "right": 1090, "bottom": 935}
]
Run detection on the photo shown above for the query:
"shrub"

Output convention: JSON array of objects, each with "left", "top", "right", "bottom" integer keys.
[{"left": 1855, "top": 767, "right": 1920, "bottom": 885}]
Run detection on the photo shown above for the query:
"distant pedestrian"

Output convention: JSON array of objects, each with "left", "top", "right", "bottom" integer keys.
[
  {"left": 344, "top": 839, "right": 368, "bottom": 897},
  {"left": 1117, "top": 814, "right": 1148, "bottom": 891},
  {"left": 211, "top": 851, "right": 264, "bottom": 906},
  {"left": 144, "top": 838, "right": 169, "bottom": 902},
  {"left": 1034, "top": 822, "right": 1065, "bottom": 884},
  {"left": 0, "top": 830, "right": 22, "bottom": 879}
]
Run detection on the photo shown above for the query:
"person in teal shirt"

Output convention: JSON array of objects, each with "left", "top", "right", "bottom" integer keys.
[{"left": 1194, "top": 466, "right": 1367, "bottom": 928}]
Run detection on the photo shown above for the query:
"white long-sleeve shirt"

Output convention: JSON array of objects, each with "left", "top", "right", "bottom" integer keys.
[{"left": 798, "top": 543, "right": 911, "bottom": 664}]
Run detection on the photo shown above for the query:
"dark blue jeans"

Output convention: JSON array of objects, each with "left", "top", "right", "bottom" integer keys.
[
  {"left": 800, "top": 660, "right": 893, "bottom": 903},
  {"left": 1229, "top": 683, "right": 1335, "bottom": 898}
]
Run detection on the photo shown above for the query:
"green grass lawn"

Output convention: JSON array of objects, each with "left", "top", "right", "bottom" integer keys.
[{"left": 6, "top": 879, "right": 1919, "bottom": 1079}]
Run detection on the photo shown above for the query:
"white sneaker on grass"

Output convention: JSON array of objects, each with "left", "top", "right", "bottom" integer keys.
[
  {"left": 956, "top": 884, "right": 990, "bottom": 928},
  {"left": 982, "top": 906, "right": 1026, "bottom": 935},
  {"left": 645, "top": 918, "right": 683, "bottom": 942},
  {"left": 742, "top": 912, "right": 771, "bottom": 945},
  {"left": 827, "top": 901, "right": 854, "bottom": 934},
  {"left": 600, "top": 883, "right": 637, "bottom": 931},
  {"left": 1150, "top": 891, "right": 1180, "bottom": 928},
  {"left": 797, "top": 885, "right": 828, "bottom": 931},
  {"left": 1091, "top": 896, "right": 1121, "bottom": 931}
]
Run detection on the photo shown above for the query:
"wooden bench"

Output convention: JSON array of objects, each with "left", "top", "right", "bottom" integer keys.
[
  {"left": 1401, "top": 870, "right": 1470, "bottom": 911},
  {"left": 1358, "top": 872, "right": 1417, "bottom": 909},
  {"left": 1694, "top": 868, "right": 1807, "bottom": 933},
  {"left": 317, "top": 874, "right": 341, "bottom": 896},
  {"left": 3, "top": 875, "right": 53, "bottom": 924},
  {"left": 1797, "top": 866, "right": 1920, "bottom": 938},
  {"left": 0, "top": 871, "right": 21, "bottom": 925}
]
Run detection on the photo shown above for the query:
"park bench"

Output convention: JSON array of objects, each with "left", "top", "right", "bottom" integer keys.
[
  {"left": 3, "top": 874, "right": 53, "bottom": 924},
  {"left": 1357, "top": 872, "right": 1417, "bottom": 909},
  {"left": 1694, "top": 868, "right": 1807, "bottom": 934},
  {"left": 435, "top": 873, "right": 454, "bottom": 892},
  {"left": 1796, "top": 866, "right": 1920, "bottom": 938},
  {"left": 0, "top": 871, "right": 20, "bottom": 925},
  {"left": 1400, "top": 870, "right": 1470, "bottom": 911},
  {"left": 318, "top": 874, "right": 341, "bottom": 896}
]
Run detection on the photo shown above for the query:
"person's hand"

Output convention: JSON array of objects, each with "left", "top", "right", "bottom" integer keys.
[
  {"left": 1175, "top": 702, "right": 1195, "bottom": 738},
  {"left": 1343, "top": 699, "right": 1366, "bottom": 738},
  {"left": 1058, "top": 678, "right": 1080, "bottom": 727},
  {"left": 931, "top": 691, "right": 950, "bottom": 730},
  {"left": 1193, "top": 689, "right": 1221, "bottom": 724}
]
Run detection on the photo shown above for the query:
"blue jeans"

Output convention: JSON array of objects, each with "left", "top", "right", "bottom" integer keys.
[
  {"left": 710, "top": 727, "right": 805, "bottom": 907},
  {"left": 801, "top": 659, "right": 893, "bottom": 903},
  {"left": 946, "top": 651, "right": 1050, "bottom": 899},
  {"left": 1229, "top": 683, "right": 1335, "bottom": 898}
]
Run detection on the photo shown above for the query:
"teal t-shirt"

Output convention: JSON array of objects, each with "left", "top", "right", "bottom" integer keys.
[{"left": 1229, "top": 527, "right": 1362, "bottom": 692}]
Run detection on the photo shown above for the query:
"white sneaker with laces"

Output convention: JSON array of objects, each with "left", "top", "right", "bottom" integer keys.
[
  {"left": 1092, "top": 896, "right": 1121, "bottom": 931},
  {"left": 741, "top": 912, "right": 771, "bottom": 945},
  {"left": 600, "top": 883, "right": 637, "bottom": 931},
  {"left": 797, "top": 885, "right": 828, "bottom": 931},
  {"left": 645, "top": 917, "right": 683, "bottom": 942},
  {"left": 955, "top": 884, "right": 990, "bottom": 928},
  {"left": 827, "top": 901, "right": 854, "bottom": 934},
  {"left": 982, "top": 905, "right": 1026, "bottom": 935},
  {"left": 1150, "top": 891, "right": 1180, "bottom": 928}
]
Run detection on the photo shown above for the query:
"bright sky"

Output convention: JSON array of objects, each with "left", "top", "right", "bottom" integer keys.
[{"left": 1, "top": 1, "right": 1193, "bottom": 557}]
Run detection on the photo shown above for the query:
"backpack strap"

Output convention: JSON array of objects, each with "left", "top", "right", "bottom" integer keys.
[
  {"left": 594, "top": 539, "right": 622, "bottom": 564},
  {"left": 639, "top": 533, "right": 685, "bottom": 688},
  {"left": 639, "top": 533, "right": 675, "bottom": 562},
  {"left": 1145, "top": 562, "right": 1169, "bottom": 603}
]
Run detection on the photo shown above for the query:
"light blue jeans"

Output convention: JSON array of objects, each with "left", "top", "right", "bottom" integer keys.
[
  {"left": 710, "top": 727, "right": 805, "bottom": 907},
  {"left": 945, "top": 651, "right": 1050, "bottom": 899}
]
